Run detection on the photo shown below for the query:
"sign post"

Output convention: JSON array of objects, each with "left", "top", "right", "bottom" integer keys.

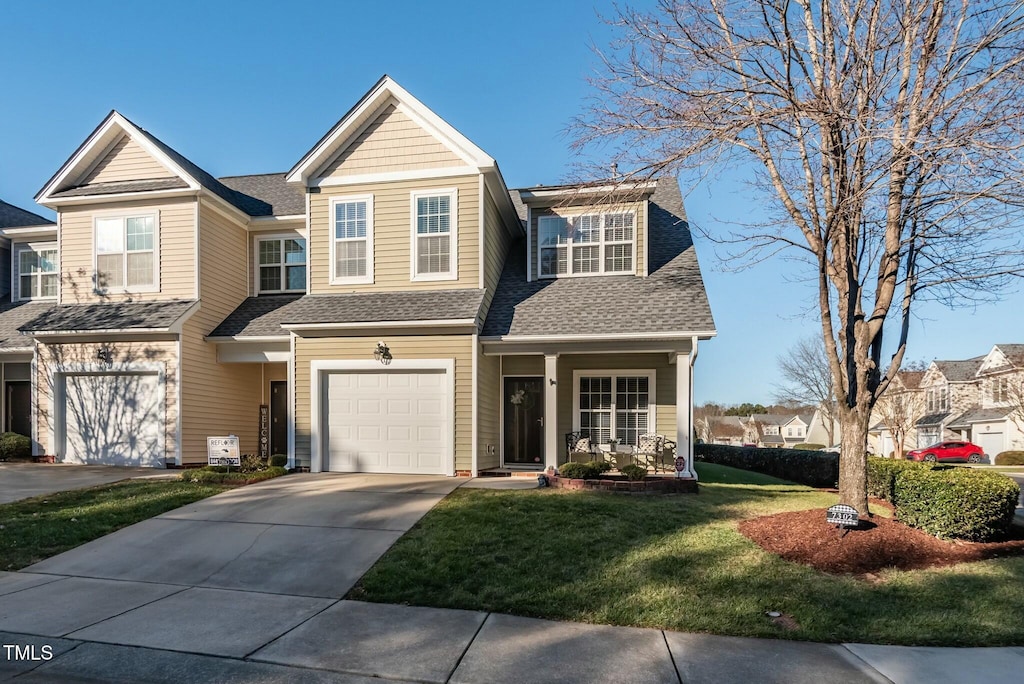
[
  {"left": 207, "top": 436, "right": 241, "bottom": 469},
  {"left": 825, "top": 504, "right": 860, "bottom": 538},
  {"left": 258, "top": 405, "right": 270, "bottom": 460}
]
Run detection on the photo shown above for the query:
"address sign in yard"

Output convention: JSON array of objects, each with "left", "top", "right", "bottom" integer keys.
[
  {"left": 826, "top": 504, "right": 860, "bottom": 528},
  {"left": 207, "top": 436, "right": 240, "bottom": 467}
]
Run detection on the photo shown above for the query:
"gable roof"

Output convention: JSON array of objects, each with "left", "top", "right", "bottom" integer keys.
[
  {"left": 932, "top": 357, "right": 984, "bottom": 382},
  {"left": 217, "top": 173, "right": 305, "bottom": 217},
  {"left": 286, "top": 75, "right": 494, "bottom": 184},
  {"left": 896, "top": 370, "right": 925, "bottom": 390},
  {"left": 0, "top": 200, "right": 54, "bottom": 229},
  {"left": 481, "top": 177, "right": 715, "bottom": 340}
]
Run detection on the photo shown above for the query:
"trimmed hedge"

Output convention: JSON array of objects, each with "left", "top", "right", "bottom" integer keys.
[
  {"left": 793, "top": 443, "right": 826, "bottom": 451},
  {"left": 866, "top": 457, "right": 934, "bottom": 503},
  {"left": 0, "top": 432, "right": 31, "bottom": 461},
  {"left": 694, "top": 443, "right": 838, "bottom": 488},
  {"left": 619, "top": 464, "right": 648, "bottom": 481},
  {"left": 180, "top": 466, "right": 287, "bottom": 485},
  {"left": 894, "top": 467, "right": 1020, "bottom": 541},
  {"left": 270, "top": 454, "right": 288, "bottom": 467},
  {"left": 995, "top": 451, "right": 1024, "bottom": 466},
  {"left": 558, "top": 460, "right": 613, "bottom": 479}
]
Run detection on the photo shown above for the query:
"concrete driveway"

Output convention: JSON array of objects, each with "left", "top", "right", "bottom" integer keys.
[{"left": 0, "top": 462, "right": 174, "bottom": 504}]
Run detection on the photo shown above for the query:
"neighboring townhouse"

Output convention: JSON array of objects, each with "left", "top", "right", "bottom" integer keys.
[
  {"left": 697, "top": 415, "right": 745, "bottom": 445},
  {"left": 868, "top": 370, "right": 925, "bottom": 457},
  {"left": 7, "top": 76, "right": 716, "bottom": 477},
  {"left": 748, "top": 413, "right": 813, "bottom": 447},
  {"left": 0, "top": 200, "right": 57, "bottom": 437},
  {"left": 914, "top": 358, "right": 983, "bottom": 447},
  {"left": 946, "top": 344, "right": 1024, "bottom": 457}
]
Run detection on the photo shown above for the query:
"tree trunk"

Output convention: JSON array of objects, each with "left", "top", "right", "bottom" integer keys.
[{"left": 837, "top": 405, "right": 872, "bottom": 514}]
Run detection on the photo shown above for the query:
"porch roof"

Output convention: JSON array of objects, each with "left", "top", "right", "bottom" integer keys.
[
  {"left": 0, "top": 296, "right": 53, "bottom": 351},
  {"left": 947, "top": 407, "right": 1012, "bottom": 429},
  {"left": 482, "top": 177, "right": 716, "bottom": 340},
  {"left": 916, "top": 412, "right": 952, "bottom": 428},
  {"left": 18, "top": 299, "right": 197, "bottom": 335}
]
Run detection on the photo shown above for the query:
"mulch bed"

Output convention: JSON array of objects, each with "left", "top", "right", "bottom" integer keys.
[{"left": 739, "top": 508, "right": 1024, "bottom": 576}]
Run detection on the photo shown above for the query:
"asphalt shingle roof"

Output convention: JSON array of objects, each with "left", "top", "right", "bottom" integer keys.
[
  {"left": 0, "top": 200, "right": 53, "bottom": 228},
  {"left": 916, "top": 412, "right": 952, "bottom": 427},
  {"left": 482, "top": 177, "right": 715, "bottom": 338},
  {"left": 933, "top": 357, "right": 984, "bottom": 382},
  {"left": 50, "top": 178, "right": 189, "bottom": 198},
  {"left": 947, "top": 407, "right": 1013, "bottom": 429},
  {"left": 218, "top": 174, "right": 306, "bottom": 217},
  {"left": 19, "top": 300, "right": 196, "bottom": 333},
  {"left": 0, "top": 297, "right": 54, "bottom": 350},
  {"left": 210, "top": 290, "right": 486, "bottom": 337}
]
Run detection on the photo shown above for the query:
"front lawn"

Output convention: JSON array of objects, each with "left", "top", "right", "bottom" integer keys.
[
  {"left": 350, "top": 463, "right": 1024, "bottom": 645},
  {"left": 0, "top": 480, "right": 229, "bottom": 571}
]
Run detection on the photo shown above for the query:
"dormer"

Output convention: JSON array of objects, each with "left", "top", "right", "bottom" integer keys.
[{"left": 518, "top": 180, "right": 657, "bottom": 282}]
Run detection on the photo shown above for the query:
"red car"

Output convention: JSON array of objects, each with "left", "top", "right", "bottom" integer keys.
[{"left": 906, "top": 441, "right": 984, "bottom": 463}]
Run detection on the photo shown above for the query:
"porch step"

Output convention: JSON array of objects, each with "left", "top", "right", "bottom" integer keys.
[{"left": 478, "top": 468, "right": 545, "bottom": 478}]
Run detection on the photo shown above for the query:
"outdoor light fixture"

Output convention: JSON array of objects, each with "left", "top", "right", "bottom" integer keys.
[
  {"left": 96, "top": 346, "right": 114, "bottom": 365},
  {"left": 374, "top": 341, "right": 392, "bottom": 365}
]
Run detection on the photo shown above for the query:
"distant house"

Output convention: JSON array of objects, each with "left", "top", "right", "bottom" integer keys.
[
  {"left": 945, "top": 345, "right": 1024, "bottom": 458},
  {"left": 915, "top": 358, "right": 984, "bottom": 447},
  {"left": 697, "top": 415, "right": 746, "bottom": 445},
  {"left": 869, "top": 370, "right": 925, "bottom": 457},
  {"left": 748, "top": 413, "right": 816, "bottom": 448}
]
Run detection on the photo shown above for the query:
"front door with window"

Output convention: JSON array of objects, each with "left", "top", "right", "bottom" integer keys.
[
  {"left": 5, "top": 382, "right": 31, "bottom": 437},
  {"left": 270, "top": 381, "right": 288, "bottom": 457},
  {"left": 503, "top": 377, "right": 544, "bottom": 466}
]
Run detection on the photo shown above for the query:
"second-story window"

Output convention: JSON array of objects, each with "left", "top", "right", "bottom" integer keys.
[
  {"left": 17, "top": 244, "right": 58, "bottom": 300},
  {"left": 258, "top": 238, "right": 306, "bottom": 293},
  {"left": 539, "top": 212, "right": 635, "bottom": 278},
  {"left": 411, "top": 189, "right": 457, "bottom": 280},
  {"left": 95, "top": 214, "right": 157, "bottom": 291},
  {"left": 331, "top": 195, "right": 373, "bottom": 284},
  {"left": 992, "top": 377, "right": 1009, "bottom": 403}
]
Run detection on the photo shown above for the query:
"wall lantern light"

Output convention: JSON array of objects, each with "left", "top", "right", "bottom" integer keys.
[
  {"left": 96, "top": 346, "right": 114, "bottom": 366},
  {"left": 374, "top": 341, "right": 393, "bottom": 365}
]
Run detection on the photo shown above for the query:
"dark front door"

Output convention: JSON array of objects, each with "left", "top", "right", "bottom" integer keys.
[
  {"left": 6, "top": 382, "right": 31, "bottom": 437},
  {"left": 503, "top": 377, "right": 544, "bottom": 466},
  {"left": 270, "top": 381, "right": 288, "bottom": 457}
]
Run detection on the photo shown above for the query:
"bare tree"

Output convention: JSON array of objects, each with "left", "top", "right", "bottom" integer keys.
[
  {"left": 774, "top": 336, "right": 837, "bottom": 445},
  {"left": 575, "top": 0, "right": 1024, "bottom": 512},
  {"left": 875, "top": 365, "right": 928, "bottom": 458},
  {"left": 1001, "top": 374, "right": 1024, "bottom": 439}
]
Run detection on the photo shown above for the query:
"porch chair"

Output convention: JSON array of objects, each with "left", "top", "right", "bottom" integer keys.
[
  {"left": 635, "top": 434, "right": 664, "bottom": 472},
  {"left": 565, "top": 431, "right": 595, "bottom": 464}
]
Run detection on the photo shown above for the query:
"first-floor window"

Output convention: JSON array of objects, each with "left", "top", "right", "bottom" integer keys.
[
  {"left": 18, "top": 244, "right": 58, "bottom": 299},
  {"left": 577, "top": 373, "right": 653, "bottom": 446},
  {"left": 95, "top": 214, "right": 156, "bottom": 290},
  {"left": 259, "top": 237, "right": 306, "bottom": 293}
]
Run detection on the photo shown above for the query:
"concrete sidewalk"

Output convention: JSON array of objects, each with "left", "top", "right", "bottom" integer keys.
[
  {"left": 2, "top": 599, "right": 1023, "bottom": 683},
  {"left": 0, "top": 463, "right": 175, "bottom": 505}
]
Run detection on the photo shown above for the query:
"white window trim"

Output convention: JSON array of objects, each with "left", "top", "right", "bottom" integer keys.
[
  {"left": 254, "top": 233, "right": 307, "bottom": 294},
  {"left": 410, "top": 188, "right": 458, "bottom": 282},
  {"left": 15, "top": 241, "right": 58, "bottom": 301},
  {"left": 571, "top": 369, "right": 657, "bottom": 447},
  {"left": 537, "top": 211, "right": 637, "bottom": 279},
  {"left": 92, "top": 210, "right": 160, "bottom": 294},
  {"left": 329, "top": 194, "right": 374, "bottom": 285}
]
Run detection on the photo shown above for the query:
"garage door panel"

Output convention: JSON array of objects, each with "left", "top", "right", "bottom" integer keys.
[
  {"left": 323, "top": 369, "right": 449, "bottom": 474},
  {"left": 64, "top": 373, "right": 162, "bottom": 467},
  {"left": 977, "top": 432, "right": 1003, "bottom": 457}
]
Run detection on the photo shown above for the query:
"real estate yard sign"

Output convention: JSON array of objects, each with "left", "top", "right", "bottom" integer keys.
[{"left": 207, "top": 436, "right": 241, "bottom": 467}]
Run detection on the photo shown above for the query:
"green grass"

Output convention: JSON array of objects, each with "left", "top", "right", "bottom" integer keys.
[
  {"left": 350, "top": 462, "right": 1024, "bottom": 645},
  {"left": 0, "top": 480, "right": 229, "bottom": 571}
]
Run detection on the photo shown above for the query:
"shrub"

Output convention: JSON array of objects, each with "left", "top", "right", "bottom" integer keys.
[
  {"left": 269, "top": 454, "right": 288, "bottom": 468},
  {"left": 240, "top": 453, "right": 269, "bottom": 473},
  {"left": 619, "top": 464, "right": 647, "bottom": 481},
  {"left": 866, "top": 457, "right": 934, "bottom": 503},
  {"left": 995, "top": 451, "right": 1024, "bottom": 466},
  {"left": 0, "top": 432, "right": 32, "bottom": 461},
  {"left": 559, "top": 460, "right": 613, "bottom": 479},
  {"left": 694, "top": 443, "right": 838, "bottom": 488},
  {"left": 180, "top": 466, "right": 287, "bottom": 485},
  {"left": 894, "top": 467, "right": 1020, "bottom": 541},
  {"left": 793, "top": 443, "right": 826, "bottom": 451}
]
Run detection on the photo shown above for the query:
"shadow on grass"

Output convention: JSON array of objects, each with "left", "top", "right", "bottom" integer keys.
[{"left": 350, "top": 464, "right": 1024, "bottom": 646}]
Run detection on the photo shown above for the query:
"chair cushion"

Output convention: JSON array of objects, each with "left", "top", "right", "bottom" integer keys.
[
  {"left": 638, "top": 434, "right": 661, "bottom": 453},
  {"left": 573, "top": 436, "right": 591, "bottom": 453}
]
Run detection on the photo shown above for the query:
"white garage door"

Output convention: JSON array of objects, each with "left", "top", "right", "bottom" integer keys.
[
  {"left": 62, "top": 373, "right": 163, "bottom": 467},
  {"left": 323, "top": 370, "right": 449, "bottom": 474},
  {"left": 976, "top": 431, "right": 1003, "bottom": 459}
]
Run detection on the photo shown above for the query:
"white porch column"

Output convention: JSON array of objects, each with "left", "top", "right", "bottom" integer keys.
[
  {"left": 544, "top": 354, "right": 559, "bottom": 471},
  {"left": 676, "top": 342, "right": 697, "bottom": 479}
]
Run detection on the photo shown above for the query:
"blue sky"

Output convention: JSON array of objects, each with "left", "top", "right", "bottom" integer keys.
[{"left": 2, "top": 1, "right": 1021, "bottom": 405}]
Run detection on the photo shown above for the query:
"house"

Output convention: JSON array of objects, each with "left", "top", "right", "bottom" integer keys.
[
  {"left": 945, "top": 345, "right": 1024, "bottom": 457},
  {"left": 0, "top": 200, "right": 57, "bottom": 437},
  {"left": 914, "top": 358, "right": 983, "bottom": 447},
  {"left": 696, "top": 415, "right": 746, "bottom": 445},
  {"left": 747, "top": 413, "right": 814, "bottom": 447},
  {"left": 868, "top": 370, "right": 925, "bottom": 457},
  {"left": 6, "top": 76, "right": 716, "bottom": 477}
]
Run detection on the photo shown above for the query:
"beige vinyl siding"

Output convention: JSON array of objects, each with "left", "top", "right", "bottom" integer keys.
[
  {"left": 58, "top": 197, "right": 196, "bottom": 303},
  {"left": 529, "top": 199, "right": 647, "bottom": 280},
  {"left": 481, "top": 185, "right": 513, "bottom": 315},
  {"left": 309, "top": 175, "right": 480, "bottom": 293},
  {"left": 294, "top": 334, "right": 473, "bottom": 472},
  {"left": 178, "top": 201, "right": 261, "bottom": 463},
  {"left": 34, "top": 340, "right": 179, "bottom": 461},
  {"left": 318, "top": 103, "right": 464, "bottom": 178},
  {"left": 477, "top": 350, "right": 500, "bottom": 470},
  {"left": 501, "top": 356, "right": 543, "bottom": 376},
  {"left": 82, "top": 135, "right": 174, "bottom": 185},
  {"left": 250, "top": 227, "right": 306, "bottom": 296},
  {"left": 262, "top": 362, "right": 288, "bottom": 404}
]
